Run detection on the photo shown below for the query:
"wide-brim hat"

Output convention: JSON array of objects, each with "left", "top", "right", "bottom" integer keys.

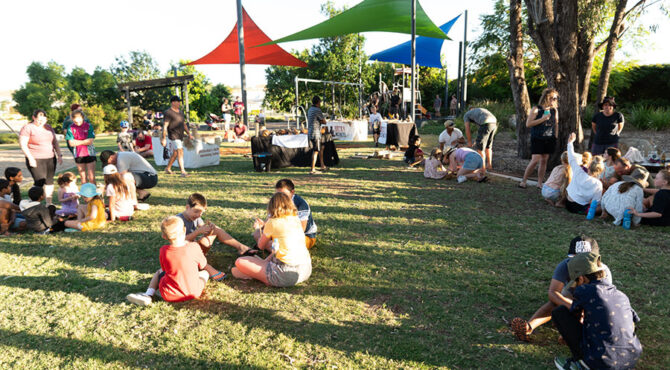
[
  {"left": 78, "top": 183, "right": 100, "bottom": 198},
  {"left": 622, "top": 165, "right": 650, "bottom": 188},
  {"left": 598, "top": 96, "right": 617, "bottom": 109}
]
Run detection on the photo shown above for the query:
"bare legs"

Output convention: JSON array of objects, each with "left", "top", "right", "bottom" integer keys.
[
  {"left": 232, "top": 256, "right": 270, "bottom": 285},
  {"left": 198, "top": 226, "right": 251, "bottom": 255},
  {"left": 166, "top": 148, "right": 187, "bottom": 176},
  {"left": 521, "top": 154, "right": 549, "bottom": 188},
  {"left": 310, "top": 150, "right": 325, "bottom": 173}
]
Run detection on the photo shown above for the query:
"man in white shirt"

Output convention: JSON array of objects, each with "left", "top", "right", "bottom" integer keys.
[
  {"left": 438, "top": 120, "right": 465, "bottom": 150},
  {"left": 369, "top": 105, "right": 383, "bottom": 147}
]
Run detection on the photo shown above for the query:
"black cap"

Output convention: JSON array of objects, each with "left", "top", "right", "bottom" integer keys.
[
  {"left": 568, "top": 235, "right": 599, "bottom": 257},
  {"left": 170, "top": 95, "right": 182, "bottom": 102}
]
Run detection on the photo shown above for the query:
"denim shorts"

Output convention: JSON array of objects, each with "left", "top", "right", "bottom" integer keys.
[
  {"left": 462, "top": 152, "right": 483, "bottom": 170},
  {"left": 542, "top": 184, "right": 560, "bottom": 201}
]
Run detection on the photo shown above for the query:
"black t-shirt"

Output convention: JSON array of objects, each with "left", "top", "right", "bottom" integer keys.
[
  {"left": 391, "top": 95, "right": 400, "bottom": 107},
  {"left": 592, "top": 111, "right": 624, "bottom": 145},
  {"left": 531, "top": 105, "right": 556, "bottom": 139},
  {"left": 164, "top": 108, "right": 186, "bottom": 140},
  {"left": 405, "top": 145, "right": 417, "bottom": 159},
  {"left": 641, "top": 189, "right": 670, "bottom": 226}
]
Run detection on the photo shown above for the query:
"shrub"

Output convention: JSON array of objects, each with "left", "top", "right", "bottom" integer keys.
[
  {"left": 626, "top": 105, "right": 670, "bottom": 130},
  {"left": 0, "top": 133, "right": 19, "bottom": 144}
]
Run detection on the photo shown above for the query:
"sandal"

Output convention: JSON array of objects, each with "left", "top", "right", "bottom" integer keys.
[
  {"left": 510, "top": 317, "right": 531, "bottom": 342},
  {"left": 211, "top": 271, "right": 227, "bottom": 281}
]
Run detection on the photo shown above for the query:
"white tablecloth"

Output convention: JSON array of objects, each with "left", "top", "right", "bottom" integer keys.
[
  {"left": 152, "top": 137, "right": 220, "bottom": 168},
  {"left": 272, "top": 134, "right": 309, "bottom": 148},
  {"left": 325, "top": 120, "right": 368, "bottom": 141}
]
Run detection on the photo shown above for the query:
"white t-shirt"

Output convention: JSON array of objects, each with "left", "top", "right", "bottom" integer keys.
[
  {"left": 106, "top": 184, "right": 135, "bottom": 217},
  {"left": 438, "top": 128, "right": 463, "bottom": 147}
]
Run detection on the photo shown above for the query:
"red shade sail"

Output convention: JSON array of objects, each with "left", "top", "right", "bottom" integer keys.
[{"left": 187, "top": 8, "right": 307, "bottom": 67}]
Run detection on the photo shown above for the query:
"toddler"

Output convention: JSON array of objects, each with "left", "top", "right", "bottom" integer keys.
[
  {"left": 55, "top": 172, "right": 79, "bottom": 217},
  {"left": 424, "top": 148, "right": 448, "bottom": 179}
]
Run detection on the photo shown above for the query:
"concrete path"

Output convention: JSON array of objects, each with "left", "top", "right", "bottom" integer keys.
[{"left": 0, "top": 149, "right": 76, "bottom": 187}]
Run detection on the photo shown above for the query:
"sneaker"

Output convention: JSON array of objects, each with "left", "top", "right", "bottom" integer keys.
[
  {"left": 126, "top": 293, "right": 152, "bottom": 306},
  {"left": 457, "top": 175, "right": 467, "bottom": 183},
  {"left": 554, "top": 356, "right": 589, "bottom": 370}
]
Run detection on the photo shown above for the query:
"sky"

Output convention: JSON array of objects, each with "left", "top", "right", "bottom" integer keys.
[{"left": 1, "top": 0, "right": 669, "bottom": 93}]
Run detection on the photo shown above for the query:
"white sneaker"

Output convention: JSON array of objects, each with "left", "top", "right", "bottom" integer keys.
[
  {"left": 126, "top": 293, "right": 152, "bottom": 306},
  {"left": 457, "top": 175, "right": 467, "bottom": 183}
]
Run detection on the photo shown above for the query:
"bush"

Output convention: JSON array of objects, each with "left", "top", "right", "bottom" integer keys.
[
  {"left": 626, "top": 105, "right": 670, "bottom": 130},
  {"left": 467, "top": 99, "right": 516, "bottom": 128},
  {"left": 0, "top": 133, "right": 19, "bottom": 144}
]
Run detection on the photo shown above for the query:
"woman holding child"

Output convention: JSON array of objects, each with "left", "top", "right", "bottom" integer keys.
[
  {"left": 520, "top": 88, "right": 559, "bottom": 189},
  {"left": 232, "top": 192, "right": 312, "bottom": 287}
]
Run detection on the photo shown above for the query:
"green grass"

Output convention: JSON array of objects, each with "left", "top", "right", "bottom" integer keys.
[{"left": 0, "top": 136, "right": 669, "bottom": 368}]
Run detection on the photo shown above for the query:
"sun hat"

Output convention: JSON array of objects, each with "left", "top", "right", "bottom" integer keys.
[
  {"left": 564, "top": 252, "right": 603, "bottom": 293},
  {"left": 622, "top": 165, "right": 650, "bottom": 188},
  {"left": 598, "top": 96, "right": 617, "bottom": 109},
  {"left": 103, "top": 165, "right": 118, "bottom": 175},
  {"left": 78, "top": 183, "right": 100, "bottom": 198},
  {"left": 120, "top": 120, "right": 129, "bottom": 128},
  {"left": 567, "top": 235, "right": 598, "bottom": 257},
  {"left": 444, "top": 120, "right": 455, "bottom": 127}
]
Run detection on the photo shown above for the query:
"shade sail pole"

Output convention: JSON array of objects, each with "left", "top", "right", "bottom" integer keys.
[
  {"left": 236, "top": 0, "right": 250, "bottom": 134},
  {"left": 462, "top": 9, "right": 468, "bottom": 110},
  {"left": 410, "top": 0, "right": 416, "bottom": 123}
]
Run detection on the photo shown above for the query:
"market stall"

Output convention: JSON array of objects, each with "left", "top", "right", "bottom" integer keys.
[
  {"left": 250, "top": 134, "right": 339, "bottom": 169},
  {"left": 378, "top": 121, "right": 417, "bottom": 147},
  {"left": 152, "top": 136, "right": 220, "bottom": 168},
  {"left": 325, "top": 120, "right": 368, "bottom": 141}
]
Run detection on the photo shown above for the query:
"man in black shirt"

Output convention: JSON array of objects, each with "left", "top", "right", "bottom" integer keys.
[{"left": 161, "top": 95, "right": 191, "bottom": 177}]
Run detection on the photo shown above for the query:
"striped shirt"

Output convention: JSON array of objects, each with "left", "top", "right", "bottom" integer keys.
[{"left": 307, "top": 105, "right": 324, "bottom": 139}]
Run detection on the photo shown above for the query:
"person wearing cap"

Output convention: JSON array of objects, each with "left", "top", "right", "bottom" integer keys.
[
  {"left": 117, "top": 120, "right": 135, "bottom": 152},
  {"left": 463, "top": 107, "right": 498, "bottom": 172},
  {"left": 552, "top": 252, "right": 641, "bottom": 370},
  {"left": 510, "top": 236, "right": 612, "bottom": 343},
  {"left": 438, "top": 120, "right": 464, "bottom": 150},
  {"left": 369, "top": 105, "right": 383, "bottom": 147},
  {"left": 134, "top": 130, "right": 153, "bottom": 158},
  {"left": 591, "top": 96, "right": 624, "bottom": 155},
  {"left": 161, "top": 95, "right": 191, "bottom": 177},
  {"left": 99, "top": 150, "right": 157, "bottom": 202},
  {"left": 64, "top": 183, "right": 106, "bottom": 231},
  {"left": 600, "top": 166, "right": 649, "bottom": 226}
]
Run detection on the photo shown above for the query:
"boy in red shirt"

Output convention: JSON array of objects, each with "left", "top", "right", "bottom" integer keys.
[{"left": 126, "top": 216, "right": 226, "bottom": 306}]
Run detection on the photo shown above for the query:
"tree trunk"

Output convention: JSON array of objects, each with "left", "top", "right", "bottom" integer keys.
[
  {"left": 508, "top": 0, "right": 532, "bottom": 159},
  {"left": 596, "top": 0, "right": 629, "bottom": 106}
]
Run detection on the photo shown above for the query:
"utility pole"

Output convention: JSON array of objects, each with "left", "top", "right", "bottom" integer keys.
[
  {"left": 410, "top": 0, "right": 416, "bottom": 122},
  {"left": 236, "top": 0, "right": 250, "bottom": 134},
  {"left": 456, "top": 41, "right": 462, "bottom": 114}
]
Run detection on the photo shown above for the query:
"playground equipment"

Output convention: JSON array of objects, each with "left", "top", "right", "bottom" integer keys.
[{"left": 294, "top": 77, "right": 364, "bottom": 126}]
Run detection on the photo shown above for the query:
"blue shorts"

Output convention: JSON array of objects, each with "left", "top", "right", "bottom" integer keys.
[
  {"left": 12, "top": 214, "right": 26, "bottom": 230},
  {"left": 462, "top": 152, "right": 483, "bottom": 170},
  {"left": 542, "top": 185, "right": 561, "bottom": 201}
]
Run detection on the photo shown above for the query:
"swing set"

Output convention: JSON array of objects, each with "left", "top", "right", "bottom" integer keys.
[{"left": 289, "top": 77, "right": 364, "bottom": 129}]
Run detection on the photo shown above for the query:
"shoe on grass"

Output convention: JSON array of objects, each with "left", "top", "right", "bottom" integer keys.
[
  {"left": 554, "top": 356, "right": 589, "bottom": 370},
  {"left": 457, "top": 175, "right": 467, "bottom": 183},
  {"left": 510, "top": 317, "right": 531, "bottom": 342},
  {"left": 126, "top": 293, "right": 152, "bottom": 306}
]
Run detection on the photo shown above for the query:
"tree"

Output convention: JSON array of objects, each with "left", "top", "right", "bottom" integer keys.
[
  {"left": 171, "top": 62, "right": 231, "bottom": 121},
  {"left": 110, "top": 50, "right": 167, "bottom": 111},
  {"left": 507, "top": 0, "right": 532, "bottom": 158}
]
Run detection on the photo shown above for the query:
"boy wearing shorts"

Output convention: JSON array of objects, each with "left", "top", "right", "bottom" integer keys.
[
  {"left": 126, "top": 216, "right": 225, "bottom": 306},
  {"left": 177, "top": 193, "right": 256, "bottom": 256}
]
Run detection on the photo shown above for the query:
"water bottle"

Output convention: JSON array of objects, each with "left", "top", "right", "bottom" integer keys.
[
  {"left": 622, "top": 209, "right": 632, "bottom": 230},
  {"left": 271, "top": 238, "right": 279, "bottom": 252},
  {"left": 586, "top": 199, "right": 598, "bottom": 220}
]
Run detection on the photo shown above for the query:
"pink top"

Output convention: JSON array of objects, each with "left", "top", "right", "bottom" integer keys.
[
  {"left": 545, "top": 164, "right": 567, "bottom": 190},
  {"left": 453, "top": 148, "right": 476, "bottom": 163},
  {"left": 19, "top": 123, "right": 56, "bottom": 159}
]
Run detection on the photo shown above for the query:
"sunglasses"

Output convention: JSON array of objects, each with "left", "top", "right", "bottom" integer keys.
[{"left": 550, "top": 96, "right": 558, "bottom": 101}]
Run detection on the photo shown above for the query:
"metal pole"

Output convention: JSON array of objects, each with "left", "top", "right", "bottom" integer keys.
[
  {"left": 456, "top": 42, "right": 462, "bottom": 114},
  {"left": 183, "top": 83, "right": 190, "bottom": 124},
  {"left": 236, "top": 1, "right": 250, "bottom": 135},
  {"left": 462, "top": 10, "right": 468, "bottom": 110},
  {"left": 358, "top": 34, "right": 363, "bottom": 120},
  {"left": 410, "top": 0, "right": 416, "bottom": 122},
  {"left": 172, "top": 66, "right": 179, "bottom": 96},
  {"left": 125, "top": 88, "right": 132, "bottom": 125},
  {"left": 295, "top": 76, "right": 299, "bottom": 129},
  {"left": 444, "top": 66, "right": 448, "bottom": 116}
]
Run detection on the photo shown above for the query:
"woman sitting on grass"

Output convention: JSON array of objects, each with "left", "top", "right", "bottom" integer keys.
[
  {"left": 424, "top": 148, "right": 448, "bottom": 179},
  {"left": 565, "top": 133, "right": 604, "bottom": 214},
  {"left": 629, "top": 169, "right": 670, "bottom": 226},
  {"left": 542, "top": 151, "right": 571, "bottom": 207},
  {"left": 64, "top": 183, "right": 106, "bottom": 231},
  {"left": 601, "top": 166, "right": 649, "bottom": 226},
  {"left": 232, "top": 192, "right": 312, "bottom": 287},
  {"left": 103, "top": 165, "right": 135, "bottom": 221},
  {"left": 443, "top": 146, "right": 488, "bottom": 183},
  {"left": 600, "top": 147, "right": 621, "bottom": 187}
]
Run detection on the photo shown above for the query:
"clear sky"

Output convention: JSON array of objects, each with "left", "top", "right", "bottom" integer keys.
[{"left": 1, "top": 0, "right": 668, "bottom": 92}]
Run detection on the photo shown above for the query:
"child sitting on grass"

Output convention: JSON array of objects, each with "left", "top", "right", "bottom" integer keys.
[
  {"left": 423, "top": 148, "right": 448, "bottom": 179},
  {"left": 64, "top": 183, "right": 106, "bottom": 231},
  {"left": 552, "top": 252, "right": 641, "bottom": 370},
  {"left": 404, "top": 135, "right": 425, "bottom": 168},
  {"left": 177, "top": 193, "right": 255, "bottom": 256},
  {"left": 542, "top": 151, "right": 571, "bottom": 207},
  {"left": 126, "top": 216, "right": 226, "bottom": 306},
  {"left": 20, "top": 186, "right": 59, "bottom": 234},
  {"left": 580, "top": 151, "right": 592, "bottom": 173},
  {"left": 233, "top": 192, "right": 312, "bottom": 287},
  {"left": 4, "top": 167, "right": 22, "bottom": 205},
  {"left": 629, "top": 168, "right": 670, "bottom": 226},
  {"left": 0, "top": 180, "right": 20, "bottom": 235},
  {"left": 103, "top": 165, "right": 135, "bottom": 221},
  {"left": 599, "top": 147, "right": 621, "bottom": 188},
  {"left": 565, "top": 133, "right": 604, "bottom": 214},
  {"left": 55, "top": 172, "right": 79, "bottom": 217}
]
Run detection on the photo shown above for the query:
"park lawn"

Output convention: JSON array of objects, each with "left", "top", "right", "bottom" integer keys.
[{"left": 0, "top": 133, "right": 669, "bottom": 369}]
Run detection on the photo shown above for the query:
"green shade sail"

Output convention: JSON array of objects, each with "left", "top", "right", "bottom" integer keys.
[{"left": 258, "top": 0, "right": 448, "bottom": 46}]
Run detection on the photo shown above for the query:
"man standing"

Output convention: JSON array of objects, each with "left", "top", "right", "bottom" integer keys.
[
  {"left": 433, "top": 94, "right": 442, "bottom": 118},
  {"left": 307, "top": 96, "right": 328, "bottom": 174},
  {"left": 162, "top": 95, "right": 191, "bottom": 177},
  {"left": 390, "top": 89, "right": 401, "bottom": 120},
  {"left": 463, "top": 107, "right": 498, "bottom": 172}
]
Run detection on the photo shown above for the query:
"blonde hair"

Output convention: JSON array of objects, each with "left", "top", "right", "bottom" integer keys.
[
  {"left": 267, "top": 192, "right": 297, "bottom": 219},
  {"left": 538, "top": 88, "right": 558, "bottom": 107},
  {"left": 430, "top": 148, "right": 443, "bottom": 161},
  {"left": 588, "top": 156, "right": 605, "bottom": 178},
  {"left": 57, "top": 172, "right": 76, "bottom": 187},
  {"left": 581, "top": 151, "right": 593, "bottom": 167},
  {"left": 161, "top": 216, "right": 184, "bottom": 241}
]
